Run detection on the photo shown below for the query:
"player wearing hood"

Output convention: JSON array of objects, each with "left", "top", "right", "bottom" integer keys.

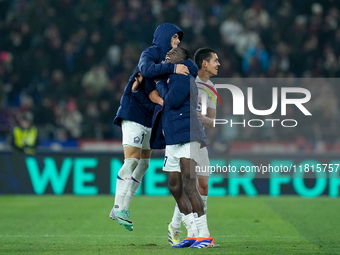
[{"left": 110, "top": 23, "right": 189, "bottom": 231}]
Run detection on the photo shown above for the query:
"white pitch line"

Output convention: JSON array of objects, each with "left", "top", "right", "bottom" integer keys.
[{"left": 0, "top": 234, "right": 299, "bottom": 239}]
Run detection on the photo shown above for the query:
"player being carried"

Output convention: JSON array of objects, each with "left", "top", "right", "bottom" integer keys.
[{"left": 110, "top": 23, "right": 189, "bottom": 231}]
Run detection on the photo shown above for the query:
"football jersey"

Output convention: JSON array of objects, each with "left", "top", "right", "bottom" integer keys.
[{"left": 196, "top": 76, "right": 217, "bottom": 114}]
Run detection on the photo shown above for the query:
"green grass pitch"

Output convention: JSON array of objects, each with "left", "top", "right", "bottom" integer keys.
[{"left": 1, "top": 195, "right": 339, "bottom": 255}]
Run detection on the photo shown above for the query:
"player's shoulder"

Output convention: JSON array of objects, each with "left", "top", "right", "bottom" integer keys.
[
  {"left": 195, "top": 77, "right": 215, "bottom": 88},
  {"left": 141, "top": 45, "right": 161, "bottom": 58},
  {"left": 143, "top": 45, "right": 159, "bottom": 52},
  {"left": 168, "top": 73, "right": 190, "bottom": 89},
  {"left": 172, "top": 72, "right": 190, "bottom": 81}
]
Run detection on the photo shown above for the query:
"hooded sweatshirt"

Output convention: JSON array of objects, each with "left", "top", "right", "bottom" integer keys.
[
  {"left": 153, "top": 58, "right": 208, "bottom": 148},
  {"left": 113, "top": 23, "right": 183, "bottom": 128}
]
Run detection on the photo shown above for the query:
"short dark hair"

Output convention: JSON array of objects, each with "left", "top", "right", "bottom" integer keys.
[
  {"left": 194, "top": 48, "right": 216, "bottom": 69},
  {"left": 169, "top": 47, "right": 191, "bottom": 64},
  {"left": 178, "top": 47, "right": 191, "bottom": 60}
]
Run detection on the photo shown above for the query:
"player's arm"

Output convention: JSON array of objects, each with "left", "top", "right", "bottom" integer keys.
[
  {"left": 157, "top": 75, "right": 189, "bottom": 108},
  {"left": 138, "top": 48, "right": 189, "bottom": 77},
  {"left": 131, "top": 73, "right": 149, "bottom": 101},
  {"left": 149, "top": 89, "right": 163, "bottom": 106},
  {"left": 131, "top": 73, "right": 157, "bottom": 112},
  {"left": 131, "top": 73, "right": 143, "bottom": 92},
  {"left": 132, "top": 72, "right": 163, "bottom": 106},
  {"left": 198, "top": 107, "right": 216, "bottom": 128}
]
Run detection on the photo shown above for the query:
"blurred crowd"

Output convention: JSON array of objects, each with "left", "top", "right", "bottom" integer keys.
[{"left": 0, "top": 0, "right": 339, "bottom": 147}]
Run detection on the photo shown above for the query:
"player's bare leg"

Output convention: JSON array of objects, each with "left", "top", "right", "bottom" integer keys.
[
  {"left": 198, "top": 176, "right": 209, "bottom": 213},
  {"left": 180, "top": 158, "right": 204, "bottom": 216},
  {"left": 177, "top": 158, "right": 213, "bottom": 248},
  {"left": 169, "top": 172, "right": 210, "bottom": 244},
  {"left": 168, "top": 170, "right": 198, "bottom": 248}
]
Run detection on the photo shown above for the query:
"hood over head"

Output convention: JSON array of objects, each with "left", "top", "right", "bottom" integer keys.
[{"left": 152, "top": 23, "right": 183, "bottom": 54}]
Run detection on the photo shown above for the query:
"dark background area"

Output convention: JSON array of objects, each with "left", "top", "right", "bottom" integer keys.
[{"left": 0, "top": 0, "right": 339, "bottom": 150}]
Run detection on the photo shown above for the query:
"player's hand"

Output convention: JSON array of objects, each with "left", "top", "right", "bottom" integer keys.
[
  {"left": 132, "top": 72, "right": 143, "bottom": 91},
  {"left": 197, "top": 112, "right": 214, "bottom": 128},
  {"left": 197, "top": 112, "right": 206, "bottom": 124},
  {"left": 175, "top": 64, "right": 189, "bottom": 76},
  {"left": 149, "top": 89, "right": 163, "bottom": 106}
]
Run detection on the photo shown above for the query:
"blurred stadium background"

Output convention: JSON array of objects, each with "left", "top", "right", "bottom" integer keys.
[
  {"left": 0, "top": 0, "right": 340, "bottom": 196},
  {"left": 1, "top": 1, "right": 340, "bottom": 254}
]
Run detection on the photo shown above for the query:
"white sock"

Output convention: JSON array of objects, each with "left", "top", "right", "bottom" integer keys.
[
  {"left": 113, "top": 158, "right": 139, "bottom": 210},
  {"left": 123, "top": 158, "right": 149, "bottom": 210},
  {"left": 201, "top": 195, "right": 208, "bottom": 213},
  {"left": 195, "top": 214, "right": 210, "bottom": 238},
  {"left": 170, "top": 204, "right": 183, "bottom": 229},
  {"left": 182, "top": 213, "right": 198, "bottom": 238}
]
